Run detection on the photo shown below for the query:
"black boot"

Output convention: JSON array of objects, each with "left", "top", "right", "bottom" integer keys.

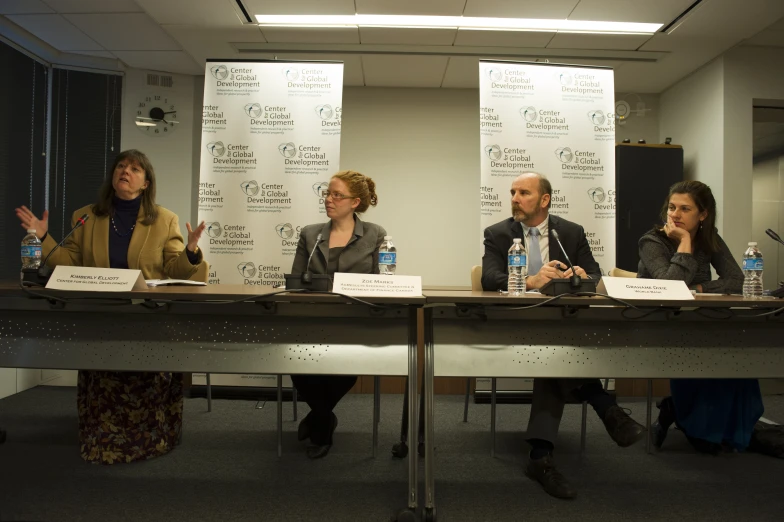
[{"left": 651, "top": 397, "right": 675, "bottom": 449}]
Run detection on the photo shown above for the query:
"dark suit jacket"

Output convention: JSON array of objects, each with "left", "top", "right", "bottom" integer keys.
[
  {"left": 291, "top": 215, "right": 387, "bottom": 275},
  {"left": 481, "top": 214, "right": 601, "bottom": 291}
]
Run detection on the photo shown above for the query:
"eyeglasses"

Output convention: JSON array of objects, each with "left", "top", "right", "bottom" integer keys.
[{"left": 321, "top": 190, "right": 356, "bottom": 201}]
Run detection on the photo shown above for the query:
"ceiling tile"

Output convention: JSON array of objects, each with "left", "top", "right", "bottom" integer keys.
[
  {"left": 0, "top": 0, "right": 53, "bottom": 14},
  {"left": 362, "top": 55, "right": 448, "bottom": 87},
  {"left": 547, "top": 32, "right": 652, "bottom": 51},
  {"left": 6, "top": 14, "right": 103, "bottom": 50},
  {"left": 454, "top": 29, "right": 555, "bottom": 47},
  {"left": 744, "top": 17, "right": 784, "bottom": 47},
  {"left": 43, "top": 0, "right": 142, "bottom": 13},
  {"left": 359, "top": 27, "right": 456, "bottom": 45},
  {"left": 63, "top": 13, "right": 181, "bottom": 50},
  {"left": 112, "top": 50, "right": 203, "bottom": 75},
  {"left": 68, "top": 49, "right": 115, "bottom": 58},
  {"left": 244, "top": 0, "right": 355, "bottom": 16},
  {"left": 355, "top": 0, "right": 465, "bottom": 16},
  {"left": 135, "top": 0, "right": 246, "bottom": 26},
  {"left": 463, "top": 0, "right": 578, "bottom": 19},
  {"left": 567, "top": 0, "right": 692, "bottom": 24},
  {"left": 441, "top": 56, "right": 480, "bottom": 88},
  {"left": 260, "top": 26, "right": 359, "bottom": 44},
  {"left": 164, "top": 25, "right": 267, "bottom": 66}
]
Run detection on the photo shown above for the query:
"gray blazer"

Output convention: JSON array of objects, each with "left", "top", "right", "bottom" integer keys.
[{"left": 291, "top": 215, "right": 387, "bottom": 275}]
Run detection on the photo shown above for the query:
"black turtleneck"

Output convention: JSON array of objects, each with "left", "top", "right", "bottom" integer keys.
[{"left": 109, "top": 195, "right": 142, "bottom": 269}]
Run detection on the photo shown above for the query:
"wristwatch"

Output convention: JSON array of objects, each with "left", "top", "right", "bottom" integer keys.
[{"left": 188, "top": 245, "right": 200, "bottom": 254}]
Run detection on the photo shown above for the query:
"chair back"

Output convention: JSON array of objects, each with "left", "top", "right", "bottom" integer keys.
[
  {"left": 470, "top": 265, "right": 482, "bottom": 291},
  {"left": 608, "top": 267, "right": 637, "bottom": 278}
]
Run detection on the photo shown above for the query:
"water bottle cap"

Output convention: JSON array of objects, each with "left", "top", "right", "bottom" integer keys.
[
  {"left": 26, "top": 229, "right": 36, "bottom": 234},
  {"left": 513, "top": 238, "right": 522, "bottom": 243},
  {"left": 748, "top": 241, "right": 757, "bottom": 246},
  {"left": 384, "top": 235, "right": 391, "bottom": 240}
]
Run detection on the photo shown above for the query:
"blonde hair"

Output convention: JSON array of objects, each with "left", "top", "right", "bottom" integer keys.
[{"left": 332, "top": 170, "right": 378, "bottom": 213}]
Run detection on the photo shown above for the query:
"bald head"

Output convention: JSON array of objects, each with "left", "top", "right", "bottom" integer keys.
[
  {"left": 510, "top": 172, "right": 552, "bottom": 226},
  {"left": 513, "top": 172, "right": 552, "bottom": 210}
]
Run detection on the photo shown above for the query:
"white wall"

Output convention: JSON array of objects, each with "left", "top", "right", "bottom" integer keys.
[{"left": 659, "top": 58, "right": 726, "bottom": 226}]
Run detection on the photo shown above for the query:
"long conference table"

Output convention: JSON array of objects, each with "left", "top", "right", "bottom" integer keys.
[{"left": 1, "top": 283, "right": 784, "bottom": 521}]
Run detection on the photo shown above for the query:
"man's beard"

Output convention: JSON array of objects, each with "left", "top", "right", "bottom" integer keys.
[{"left": 511, "top": 198, "right": 542, "bottom": 222}]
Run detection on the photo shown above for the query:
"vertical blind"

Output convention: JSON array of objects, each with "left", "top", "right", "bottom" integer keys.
[{"left": 0, "top": 39, "right": 122, "bottom": 280}]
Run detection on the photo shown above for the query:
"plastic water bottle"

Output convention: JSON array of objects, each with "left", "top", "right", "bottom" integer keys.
[
  {"left": 742, "top": 242, "right": 763, "bottom": 299},
  {"left": 507, "top": 238, "right": 527, "bottom": 296},
  {"left": 21, "top": 229, "right": 42, "bottom": 269},
  {"left": 379, "top": 235, "right": 397, "bottom": 275}
]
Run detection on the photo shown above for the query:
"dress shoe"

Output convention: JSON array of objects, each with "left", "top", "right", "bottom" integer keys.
[
  {"left": 297, "top": 412, "right": 312, "bottom": 442},
  {"left": 525, "top": 455, "right": 576, "bottom": 499},
  {"left": 602, "top": 405, "right": 645, "bottom": 447},
  {"left": 650, "top": 420, "right": 668, "bottom": 449},
  {"left": 651, "top": 398, "right": 675, "bottom": 449},
  {"left": 306, "top": 413, "right": 338, "bottom": 460}
]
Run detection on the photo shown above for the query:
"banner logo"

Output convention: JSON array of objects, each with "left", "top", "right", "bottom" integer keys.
[
  {"left": 278, "top": 142, "right": 297, "bottom": 158},
  {"left": 210, "top": 65, "right": 228, "bottom": 80},
  {"left": 554, "top": 147, "right": 574, "bottom": 163},
  {"left": 587, "top": 187, "right": 606, "bottom": 203},
  {"left": 520, "top": 106, "right": 537, "bottom": 122},
  {"left": 240, "top": 180, "right": 260, "bottom": 196},
  {"left": 237, "top": 262, "right": 256, "bottom": 278},
  {"left": 282, "top": 67, "right": 299, "bottom": 81},
  {"left": 487, "top": 68, "right": 503, "bottom": 82},
  {"left": 313, "top": 181, "right": 329, "bottom": 196},
  {"left": 315, "top": 104, "right": 334, "bottom": 119},
  {"left": 206, "top": 141, "right": 226, "bottom": 157},
  {"left": 484, "top": 145, "right": 502, "bottom": 160},
  {"left": 244, "top": 103, "right": 262, "bottom": 118},
  {"left": 205, "top": 222, "right": 222, "bottom": 238},
  {"left": 587, "top": 110, "right": 606, "bottom": 125},
  {"left": 558, "top": 72, "right": 573, "bottom": 86},
  {"left": 275, "top": 223, "right": 294, "bottom": 239}
]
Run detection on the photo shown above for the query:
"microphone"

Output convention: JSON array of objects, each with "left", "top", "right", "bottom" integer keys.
[
  {"left": 301, "top": 233, "right": 323, "bottom": 284},
  {"left": 766, "top": 229, "right": 784, "bottom": 248},
  {"left": 551, "top": 229, "right": 582, "bottom": 288},
  {"left": 38, "top": 214, "right": 90, "bottom": 279}
]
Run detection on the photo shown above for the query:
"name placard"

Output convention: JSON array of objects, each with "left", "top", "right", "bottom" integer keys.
[
  {"left": 332, "top": 273, "right": 422, "bottom": 297},
  {"left": 46, "top": 266, "right": 147, "bottom": 292},
  {"left": 600, "top": 276, "right": 694, "bottom": 301}
]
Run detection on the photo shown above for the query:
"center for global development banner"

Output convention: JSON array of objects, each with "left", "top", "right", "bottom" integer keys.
[
  {"left": 478, "top": 60, "right": 616, "bottom": 394},
  {"left": 194, "top": 60, "right": 344, "bottom": 389}
]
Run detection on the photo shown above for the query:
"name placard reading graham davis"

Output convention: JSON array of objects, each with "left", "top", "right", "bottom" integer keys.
[
  {"left": 46, "top": 266, "right": 148, "bottom": 292},
  {"left": 332, "top": 273, "right": 422, "bottom": 297},
  {"left": 600, "top": 276, "right": 694, "bottom": 301}
]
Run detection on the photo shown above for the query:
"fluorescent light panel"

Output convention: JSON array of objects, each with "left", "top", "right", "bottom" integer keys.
[{"left": 255, "top": 15, "right": 662, "bottom": 34}]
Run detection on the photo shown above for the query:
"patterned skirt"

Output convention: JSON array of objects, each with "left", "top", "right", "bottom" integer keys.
[{"left": 77, "top": 370, "right": 183, "bottom": 464}]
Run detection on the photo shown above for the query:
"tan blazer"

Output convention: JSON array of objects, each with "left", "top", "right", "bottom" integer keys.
[{"left": 42, "top": 204, "right": 208, "bottom": 282}]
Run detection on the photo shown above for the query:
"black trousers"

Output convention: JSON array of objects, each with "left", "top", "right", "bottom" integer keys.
[{"left": 290, "top": 374, "right": 357, "bottom": 443}]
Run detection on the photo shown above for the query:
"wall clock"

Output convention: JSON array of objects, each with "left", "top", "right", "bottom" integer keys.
[{"left": 135, "top": 91, "right": 180, "bottom": 137}]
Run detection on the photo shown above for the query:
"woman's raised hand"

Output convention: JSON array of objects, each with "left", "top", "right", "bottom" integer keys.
[{"left": 15, "top": 206, "right": 48, "bottom": 239}]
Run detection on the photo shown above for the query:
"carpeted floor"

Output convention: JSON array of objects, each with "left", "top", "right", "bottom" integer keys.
[{"left": 1, "top": 387, "right": 783, "bottom": 522}]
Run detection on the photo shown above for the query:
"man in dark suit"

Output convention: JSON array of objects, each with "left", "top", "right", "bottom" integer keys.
[{"left": 482, "top": 172, "right": 644, "bottom": 499}]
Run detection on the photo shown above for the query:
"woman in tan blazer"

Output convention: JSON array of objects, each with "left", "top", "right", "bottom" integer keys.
[
  {"left": 290, "top": 170, "right": 386, "bottom": 459},
  {"left": 15, "top": 149, "right": 207, "bottom": 464}
]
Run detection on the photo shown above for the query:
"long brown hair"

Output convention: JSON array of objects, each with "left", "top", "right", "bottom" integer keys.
[
  {"left": 659, "top": 180, "right": 719, "bottom": 254},
  {"left": 332, "top": 170, "right": 378, "bottom": 213},
  {"left": 93, "top": 149, "right": 158, "bottom": 225}
]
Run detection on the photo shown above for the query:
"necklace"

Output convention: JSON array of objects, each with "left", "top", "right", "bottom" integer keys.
[{"left": 110, "top": 216, "right": 136, "bottom": 237}]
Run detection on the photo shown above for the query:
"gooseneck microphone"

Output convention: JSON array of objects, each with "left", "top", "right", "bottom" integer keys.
[
  {"left": 766, "top": 229, "right": 784, "bottom": 248},
  {"left": 301, "top": 233, "right": 323, "bottom": 284},
  {"left": 38, "top": 214, "right": 90, "bottom": 279},
  {"left": 551, "top": 229, "right": 582, "bottom": 288}
]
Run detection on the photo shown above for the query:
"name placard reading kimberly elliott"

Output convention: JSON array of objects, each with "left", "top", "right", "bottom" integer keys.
[
  {"left": 332, "top": 273, "right": 422, "bottom": 297},
  {"left": 46, "top": 266, "right": 148, "bottom": 292},
  {"left": 600, "top": 276, "right": 694, "bottom": 301}
]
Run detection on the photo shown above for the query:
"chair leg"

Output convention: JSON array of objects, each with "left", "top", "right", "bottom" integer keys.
[
  {"left": 580, "top": 401, "right": 588, "bottom": 452},
  {"left": 206, "top": 373, "right": 212, "bottom": 412},
  {"left": 490, "top": 377, "right": 497, "bottom": 457},
  {"left": 463, "top": 378, "right": 470, "bottom": 422},
  {"left": 373, "top": 376, "right": 381, "bottom": 457},
  {"left": 277, "top": 375, "right": 283, "bottom": 458},
  {"left": 292, "top": 385, "right": 298, "bottom": 422}
]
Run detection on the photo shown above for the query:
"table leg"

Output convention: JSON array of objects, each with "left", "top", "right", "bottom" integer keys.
[
  {"left": 646, "top": 379, "right": 653, "bottom": 455},
  {"left": 424, "top": 307, "right": 436, "bottom": 518},
  {"left": 373, "top": 375, "right": 380, "bottom": 457},
  {"left": 490, "top": 378, "right": 497, "bottom": 458},
  {"left": 407, "top": 306, "right": 419, "bottom": 512},
  {"left": 277, "top": 375, "right": 283, "bottom": 458}
]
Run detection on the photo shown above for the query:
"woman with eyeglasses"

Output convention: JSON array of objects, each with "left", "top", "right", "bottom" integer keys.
[{"left": 290, "top": 170, "right": 386, "bottom": 459}]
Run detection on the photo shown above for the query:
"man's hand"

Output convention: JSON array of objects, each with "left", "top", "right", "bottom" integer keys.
[
  {"left": 527, "top": 260, "right": 565, "bottom": 289},
  {"left": 563, "top": 266, "right": 588, "bottom": 278}
]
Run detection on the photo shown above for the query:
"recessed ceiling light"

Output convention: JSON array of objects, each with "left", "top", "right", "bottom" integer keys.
[{"left": 254, "top": 15, "right": 662, "bottom": 34}]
